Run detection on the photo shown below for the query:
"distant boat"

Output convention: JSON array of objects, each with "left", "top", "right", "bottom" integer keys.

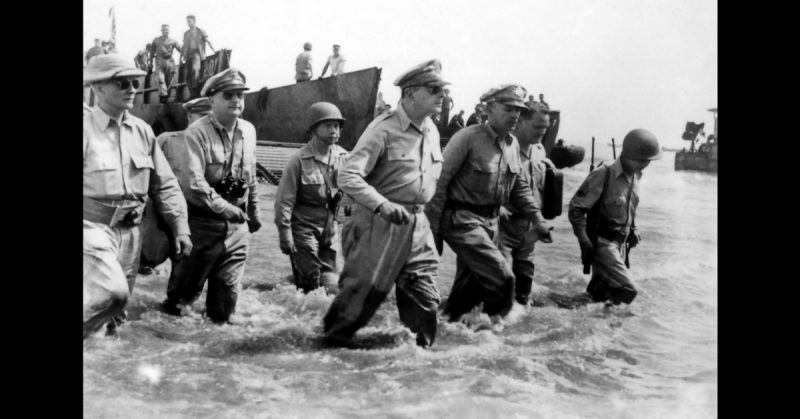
[
  {"left": 675, "top": 108, "right": 717, "bottom": 172},
  {"left": 661, "top": 146, "right": 681, "bottom": 152}
]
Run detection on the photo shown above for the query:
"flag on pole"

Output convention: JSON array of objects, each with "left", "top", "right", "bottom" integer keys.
[{"left": 109, "top": 7, "right": 116, "bottom": 47}]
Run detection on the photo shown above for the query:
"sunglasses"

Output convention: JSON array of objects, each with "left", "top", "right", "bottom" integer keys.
[
  {"left": 424, "top": 85, "right": 443, "bottom": 95},
  {"left": 222, "top": 91, "right": 245, "bottom": 100},
  {"left": 108, "top": 79, "right": 140, "bottom": 90},
  {"left": 409, "top": 85, "right": 443, "bottom": 95}
]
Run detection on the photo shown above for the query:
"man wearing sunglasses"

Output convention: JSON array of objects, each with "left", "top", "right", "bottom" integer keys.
[
  {"left": 83, "top": 55, "right": 192, "bottom": 339},
  {"left": 496, "top": 100, "right": 556, "bottom": 307},
  {"left": 323, "top": 59, "right": 446, "bottom": 348},
  {"left": 163, "top": 68, "right": 261, "bottom": 324},
  {"left": 425, "top": 84, "right": 553, "bottom": 326}
]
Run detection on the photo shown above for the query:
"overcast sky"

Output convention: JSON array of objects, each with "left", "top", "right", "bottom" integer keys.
[{"left": 84, "top": 0, "right": 717, "bottom": 149}]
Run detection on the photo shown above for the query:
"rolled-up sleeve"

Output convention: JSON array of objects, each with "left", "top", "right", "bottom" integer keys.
[
  {"left": 338, "top": 128, "right": 388, "bottom": 212},
  {"left": 425, "top": 130, "right": 469, "bottom": 234},
  {"left": 148, "top": 135, "right": 190, "bottom": 237},
  {"left": 274, "top": 155, "right": 300, "bottom": 243},
  {"left": 183, "top": 128, "right": 230, "bottom": 213}
]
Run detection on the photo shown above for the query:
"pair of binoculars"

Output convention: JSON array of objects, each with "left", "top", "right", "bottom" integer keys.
[{"left": 214, "top": 176, "right": 247, "bottom": 199}]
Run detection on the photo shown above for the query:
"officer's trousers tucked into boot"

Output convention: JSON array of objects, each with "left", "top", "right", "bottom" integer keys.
[
  {"left": 165, "top": 217, "right": 249, "bottom": 323},
  {"left": 83, "top": 220, "right": 142, "bottom": 338},
  {"left": 323, "top": 204, "right": 439, "bottom": 347},
  {"left": 440, "top": 209, "right": 515, "bottom": 321},
  {"left": 587, "top": 236, "right": 637, "bottom": 305}
]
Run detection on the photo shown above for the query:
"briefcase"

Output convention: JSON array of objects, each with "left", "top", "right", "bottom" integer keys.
[{"left": 541, "top": 164, "right": 563, "bottom": 220}]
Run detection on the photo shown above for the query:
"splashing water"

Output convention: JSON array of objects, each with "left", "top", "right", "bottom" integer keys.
[{"left": 84, "top": 152, "right": 716, "bottom": 418}]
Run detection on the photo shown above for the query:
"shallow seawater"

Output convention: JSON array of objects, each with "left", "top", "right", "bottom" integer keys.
[{"left": 84, "top": 151, "right": 717, "bottom": 418}]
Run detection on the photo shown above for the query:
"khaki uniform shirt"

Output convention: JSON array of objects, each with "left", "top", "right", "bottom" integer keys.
[
  {"left": 426, "top": 124, "right": 543, "bottom": 234},
  {"left": 338, "top": 103, "right": 443, "bottom": 211},
  {"left": 182, "top": 114, "right": 259, "bottom": 219},
  {"left": 151, "top": 36, "right": 181, "bottom": 61},
  {"left": 274, "top": 140, "right": 349, "bottom": 243},
  {"left": 83, "top": 107, "right": 189, "bottom": 236},
  {"left": 568, "top": 159, "right": 640, "bottom": 233},
  {"left": 156, "top": 130, "right": 189, "bottom": 178},
  {"left": 504, "top": 142, "right": 548, "bottom": 213}
]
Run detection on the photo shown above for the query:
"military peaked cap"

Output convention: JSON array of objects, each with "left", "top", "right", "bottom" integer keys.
[
  {"left": 182, "top": 97, "right": 212, "bottom": 114},
  {"left": 480, "top": 84, "right": 528, "bottom": 109},
  {"left": 394, "top": 59, "right": 450, "bottom": 88},
  {"left": 201, "top": 68, "right": 250, "bottom": 97}
]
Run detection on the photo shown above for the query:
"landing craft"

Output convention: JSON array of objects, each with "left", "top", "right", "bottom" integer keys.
[
  {"left": 83, "top": 49, "right": 583, "bottom": 173},
  {"left": 84, "top": 49, "right": 382, "bottom": 184}
]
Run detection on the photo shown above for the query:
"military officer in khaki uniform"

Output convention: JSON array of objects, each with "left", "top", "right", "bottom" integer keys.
[
  {"left": 568, "top": 129, "right": 661, "bottom": 306},
  {"left": 139, "top": 97, "right": 211, "bottom": 272},
  {"left": 274, "top": 102, "right": 349, "bottom": 293},
  {"left": 323, "top": 59, "right": 447, "bottom": 348},
  {"left": 83, "top": 54, "right": 192, "bottom": 338},
  {"left": 163, "top": 68, "right": 261, "bottom": 323},
  {"left": 497, "top": 100, "right": 554, "bottom": 306},
  {"left": 426, "top": 84, "right": 552, "bottom": 323}
]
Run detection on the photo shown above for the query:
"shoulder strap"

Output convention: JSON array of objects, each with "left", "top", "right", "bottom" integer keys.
[{"left": 599, "top": 163, "right": 612, "bottom": 201}]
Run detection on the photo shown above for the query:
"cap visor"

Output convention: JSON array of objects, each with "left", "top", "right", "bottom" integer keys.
[
  {"left": 220, "top": 86, "right": 251, "bottom": 92},
  {"left": 499, "top": 99, "right": 527, "bottom": 109}
]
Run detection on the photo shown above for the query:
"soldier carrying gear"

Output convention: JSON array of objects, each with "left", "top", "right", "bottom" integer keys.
[
  {"left": 568, "top": 128, "right": 661, "bottom": 306},
  {"left": 274, "top": 102, "right": 349, "bottom": 293}
]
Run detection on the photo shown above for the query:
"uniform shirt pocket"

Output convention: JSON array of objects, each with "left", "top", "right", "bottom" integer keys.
[
  {"left": 300, "top": 159, "right": 325, "bottom": 185},
  {"left": 209, "top": 146, "right": 227, "bottom": 165},
  {"left": 85, "top": 156, "right": 116, "bottom": 173},
  {"left": 130, "top": 153, "right": 154, "bottom": 170},
  {"left": 386, "top": 145, "right": 416, "bottom": 162},
  {"left": 469, "top": 158, "right": 499, "bottom": 174},
  {"left": 128, "top": 152, "right": 154, "bottom": 194},
  {"left": 301, "top": 168, "right": 324, "bottom": 185},
  {"left": 604, "top": 197, "right": 628, "bottom": 223}
]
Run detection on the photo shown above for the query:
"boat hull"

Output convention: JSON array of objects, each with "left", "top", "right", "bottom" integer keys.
[{"left": 675, "top": 145, "right": 717, "bottom": 172}]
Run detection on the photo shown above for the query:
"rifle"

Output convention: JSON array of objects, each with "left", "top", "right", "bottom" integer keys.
[
  {"left": 325, "top": 150, "right": 344, "bottom": 216},
  {"left": 583, "top": 164, "right": 611, "bottom": 274},
  {"left": 589, "top": 137, "right": 595, "bottom": 172},
  {"left": 611, "top": 137, "right": 617, "bottom": 159}
]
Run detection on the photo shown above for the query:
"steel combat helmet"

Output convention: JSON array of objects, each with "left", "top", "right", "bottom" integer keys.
[
  {"left": 621, "top": 129, "right": 662, "bottom": 160},
  {"left": 306, "top": 102, "right": 345, "bottom": 132}
]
